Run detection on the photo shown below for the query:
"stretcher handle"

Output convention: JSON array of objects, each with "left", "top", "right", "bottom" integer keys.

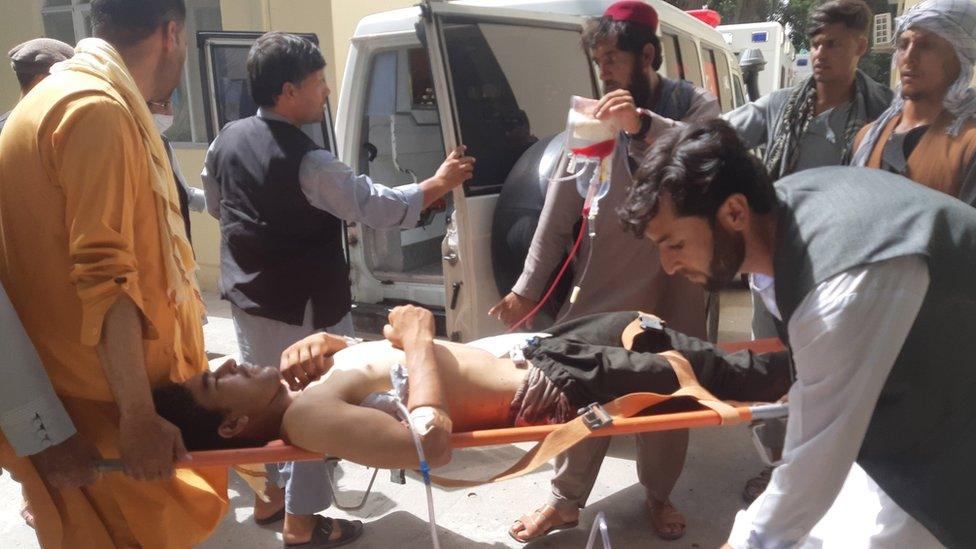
[{"left": 96, "top": 403, "right": 788, "bottom": 471}]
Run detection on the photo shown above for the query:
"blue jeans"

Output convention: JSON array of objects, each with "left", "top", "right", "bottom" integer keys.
[{"left": 232, "top": 302, "right": 354, "bottom": 514}]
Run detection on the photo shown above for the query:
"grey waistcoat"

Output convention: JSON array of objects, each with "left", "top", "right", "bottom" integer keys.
[{"left": 771, "top": 166, "right": 976, "bottom": 547}]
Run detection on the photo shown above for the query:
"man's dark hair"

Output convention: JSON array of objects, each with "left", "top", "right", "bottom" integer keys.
[
  {"left": 618, "top": 119, "right": 777, "bottom": 236},
  {"left": 152, "top": 384, "right": 265, "bottom": 451},
  {"left": 15, "top": 72, "right": 36, "bottom": 93},
  {"left": 247, "top": 32, "right": 326, "bottom": 108},
  {"left": 92, "top": 0, "right": 186, "bottom": 47},
  {"left": 807, "top": 0, "right": 872, "bottom": 38},
  {"left": 582, "top": 17, "right": 663, "bottom": 72}
]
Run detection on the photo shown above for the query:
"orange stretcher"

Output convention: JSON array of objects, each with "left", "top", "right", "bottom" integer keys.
[{"left": 114, "top": 337, "right": 787, "bottom": 471}]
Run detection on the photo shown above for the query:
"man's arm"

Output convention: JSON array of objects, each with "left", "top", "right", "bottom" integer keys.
[
  {"left": 727, "top": 256, "right": 929, "bottom": 548},
  {"left": 95, "top": 295, "right": 188, "bottom": 480},
  {"left": 384, "top": 306, "right": 452, "bottom": 466},
  {"left": 200, "top": 138, "right": 221, "bottom": 219},
  {"left": 0, "top": 282, "right": 76, "bottom": 457},
  {"left": 298, "top": 146, "right": 473, "bottom": 229},
  {"left": 0, "top": 282, "right": 101, "bottom": 487},
  {"left": 721, "top": 92, "right": 775, "bottom": 150},
  {"left": 283, "top": 382, "right": 438, "bottom": 470},
  {"left": 643, "top": 86, "right": 721, "bottom": 143},
  {"left": 57, "top": 97, "right": 188, "bottom": 481},
  {"left": 284, "top": 306, "right": 452, "bottom": 469}
]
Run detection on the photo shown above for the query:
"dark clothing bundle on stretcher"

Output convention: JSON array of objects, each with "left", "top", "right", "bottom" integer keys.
[{"left": 522, "top": 311, "right": 793, "bottom": 415}]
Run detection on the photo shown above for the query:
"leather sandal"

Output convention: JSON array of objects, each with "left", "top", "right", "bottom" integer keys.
[
  {"left": 508, "top": 504, "right": 579, "bottom": 543},
  {"left": 284, "top": 516, "right": 364, "bottom": 548},
  {"left": 646, "top": 499, "right": 686, "bottom": 541}
]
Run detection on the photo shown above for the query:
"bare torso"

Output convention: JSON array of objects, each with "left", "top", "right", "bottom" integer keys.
[{"left": 284, "top": 340, "right": 529, "bottom": 432}]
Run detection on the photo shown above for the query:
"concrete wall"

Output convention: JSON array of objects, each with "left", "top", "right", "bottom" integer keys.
[
  {"left": 0, "top": 0, "right": 420, "bottom": 292},
  {"left": 0, "top": 1, "right": 45, "bottom": 113}
]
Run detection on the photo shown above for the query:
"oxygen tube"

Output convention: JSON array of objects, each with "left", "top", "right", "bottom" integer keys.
[
  {"left": 391, "top": 365, "right": 441, "bottom": 549},
  {"left": 507, "top": 97, "right": 616, "bottom": 333}
]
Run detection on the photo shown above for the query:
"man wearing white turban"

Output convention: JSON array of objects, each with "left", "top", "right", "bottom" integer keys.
[{"left": 852, "top": 0, "right": 976, "bottom": 206}]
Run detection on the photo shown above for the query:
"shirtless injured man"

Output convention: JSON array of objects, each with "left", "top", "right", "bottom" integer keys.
[{"left": 153, "top": 306, "right": 791, "bottom": 537}]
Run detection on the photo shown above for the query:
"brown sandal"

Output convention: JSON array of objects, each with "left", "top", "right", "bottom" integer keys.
[
  {"left": 508, "top": 504, "right": 579, "bottom": 543},
  {"left": 646, "top": 499, "right": 686, "bottom": 540}
]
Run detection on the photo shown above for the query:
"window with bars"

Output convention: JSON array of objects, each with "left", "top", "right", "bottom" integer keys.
[
  {"left": 873, "top": 13, "right": 893, "bottom": 48},
  {"left": 41, "top": 0, "right": 92, "bottom": 46}
]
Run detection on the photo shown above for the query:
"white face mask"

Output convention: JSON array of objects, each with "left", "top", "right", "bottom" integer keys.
[{"left": 153, "top": 113, "right": 174, "bottom": 135}]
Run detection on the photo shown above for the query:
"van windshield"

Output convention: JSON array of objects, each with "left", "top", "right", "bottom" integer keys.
[{"left": 441, "top": 22, "right": 596, "bottom": 196}]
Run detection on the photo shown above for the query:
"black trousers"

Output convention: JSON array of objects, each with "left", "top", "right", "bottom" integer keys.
[{"left": 525, "top": 310, "right": 793, "bottom": 409}]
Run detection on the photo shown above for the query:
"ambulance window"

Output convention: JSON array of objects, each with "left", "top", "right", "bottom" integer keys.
[
  {"left": 409, "top": 49, "right": 437, "bottom": 109},
  {"left": 713, "top": 50, "right": 735, "bottom": 112},
  {"left": 441, "top": 22, "right": 594, "bottom": 196},
  {"left": 700, "top": 46, "right": 721, "bottom": 104},
  {"left": 358, "top": 46, "right": 447, "bottom": 279},
  {"left": 677, "top": 35, "right": 703, "bottom": 87},
  {"left": 360, "top": 47, "right": 444, "bottom": 188},
  {"left": 661, "top": 32, "right": 683, "bottom": 80}
]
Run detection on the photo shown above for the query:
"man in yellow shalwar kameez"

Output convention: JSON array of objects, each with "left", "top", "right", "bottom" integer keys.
[{"left": 0, "top": 1, "right": 227, "bottom": 546}]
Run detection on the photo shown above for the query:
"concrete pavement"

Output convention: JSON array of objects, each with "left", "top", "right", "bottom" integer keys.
[{"left": 1, "top": 289, "right": 762, "bottom": 548}]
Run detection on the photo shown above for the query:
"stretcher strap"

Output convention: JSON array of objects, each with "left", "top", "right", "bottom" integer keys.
[
  {"left": 431, "top": 351, "right": 741, "bottom": 488},
  {"left": 233, "top": 463, "right": 272, "bottom": 502}
]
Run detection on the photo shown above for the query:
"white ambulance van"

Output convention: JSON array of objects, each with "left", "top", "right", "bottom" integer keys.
[
  {"left": 197, "top": 0, "right": 748, "bottom": 341},
  {"left": 718, "top": 21, "right": 795, "bottom": 97}
]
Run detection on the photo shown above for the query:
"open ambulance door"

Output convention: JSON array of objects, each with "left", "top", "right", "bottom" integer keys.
[{"left": 420, "top": 1, "right": 600, "bottom": 342}]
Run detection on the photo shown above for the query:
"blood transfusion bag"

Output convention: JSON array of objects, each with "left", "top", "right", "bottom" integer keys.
[{"left": 555, "top": 97, "right": 618, "bottom": 229}]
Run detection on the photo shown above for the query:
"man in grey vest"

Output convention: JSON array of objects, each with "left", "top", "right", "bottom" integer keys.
[
  {"left": 498, "top": 2, "right": 718, "bottom": 541},
  {"left": 661, "top": 0, "right": 893, "bottom": 502},
  {"left": 621, "top": 118, "right": 973, "bottom": 547},
  {"left": 202, "top": 33, "right": 473, "bottom": 547}
]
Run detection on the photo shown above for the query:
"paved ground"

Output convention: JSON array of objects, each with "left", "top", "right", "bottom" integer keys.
[{"left": 1, "top": 289, "right": 761, "bottom": 548}]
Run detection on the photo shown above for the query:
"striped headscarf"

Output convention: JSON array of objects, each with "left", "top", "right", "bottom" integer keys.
[{"left": 853, "top": 0, "right": 976, "bottom": 165}]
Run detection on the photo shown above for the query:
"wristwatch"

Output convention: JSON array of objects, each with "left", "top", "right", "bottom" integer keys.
[{"left": 627, "top": 108, "right": 653, "bottom": 141}]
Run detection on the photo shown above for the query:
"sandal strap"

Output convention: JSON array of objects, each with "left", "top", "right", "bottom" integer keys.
[
  {"left": 515, "top": 505, "right": 571, "bottom": 536},
  {"left": 648, "top": 501, "right": 686, "bottom": 526}
]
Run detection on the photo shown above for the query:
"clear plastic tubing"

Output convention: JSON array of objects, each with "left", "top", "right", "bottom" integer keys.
[
  {"left": 585, "top": 511, "right": 612, "bottom": 549},
  {"left": 395, "top": 400, "right": 441, "bottom": 549}
]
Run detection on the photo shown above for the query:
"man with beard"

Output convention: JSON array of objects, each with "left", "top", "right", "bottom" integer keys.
[
  {"left": 622, "top": 118, "right": 973, "bottom": 547},
  {"left": 0, "top": 1, "right": 227, "bottom": 546},
  {"left": 662, "top": 0, "right": 893, "bottom": 502},
  {"left": 491, "top": 1, "right": 719, "bottom": 541},
  {"left": 852, "top": 0, "right": 976, "bottom": 206}
]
